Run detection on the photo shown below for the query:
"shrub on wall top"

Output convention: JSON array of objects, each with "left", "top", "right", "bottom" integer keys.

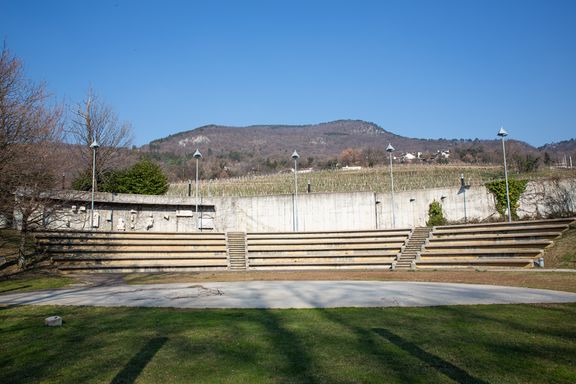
[
  {"left": 110, "top": 159, "right": 169, "bottom": 195},
  {"left": 72, "top": 159, "right": 169, "bottom": 195},
  {"left": 485, "top": 178, "right": 527, "bottom": 220},
  {"left": 426, "top": 200, "right": 447, "bottom": 227}
]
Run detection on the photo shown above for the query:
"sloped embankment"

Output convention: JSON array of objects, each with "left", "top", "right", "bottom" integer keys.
[{"left": 544, "top": 223, "right": 576, "bottom": 268}]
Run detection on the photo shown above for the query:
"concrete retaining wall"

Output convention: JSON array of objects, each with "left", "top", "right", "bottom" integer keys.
[
  {"left": 214, "top": 192, "right": 377, "bottom": 232},
  {"left": 39, "top": 178, "right": 576, "bottom": 232}
]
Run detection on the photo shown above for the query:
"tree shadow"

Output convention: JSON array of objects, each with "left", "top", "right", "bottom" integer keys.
[
  {"left": 258, "top": 309, "right": 320, "bottom": 384},
  {"left": 373, "top": 327, "right": 489, "bottom": 384},
  {"left": 0, "top": 285, "right": 31, "bottom": 294},
  {"left": 110, "top": 336, "right": 168, "bottom": 384}
]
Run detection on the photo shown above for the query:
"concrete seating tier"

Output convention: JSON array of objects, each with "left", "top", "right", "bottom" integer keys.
[
  {"left": 246, "top": 229, "right": 411, "bottom": 270},
  {"left": 417, "top": 218, "right": 575, "bottom": 269},
  {"left": 431, "top": 218, "right": 575, "bottom": 230},
  {"left": 35, "top": 219, "right": 573, "bottom": 272},
  {"left": 36, "top": 231, "right": 229, "bottom": 272}
]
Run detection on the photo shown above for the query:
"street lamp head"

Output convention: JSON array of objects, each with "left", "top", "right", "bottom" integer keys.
[
  {"left": 386, "top": 143, "right": 395, "bottom": 152},
  {"left": 193, "top": 149, "right": 202, "bottom": 159},
  {"left": 90, "top": 140, "right": 99, "bottom": 149},
  {"left": 497, "top": 127, "right": 508, "bottom": 137},
  {"left": 291, "top": 150, "right": 300, "bottom": 160}
]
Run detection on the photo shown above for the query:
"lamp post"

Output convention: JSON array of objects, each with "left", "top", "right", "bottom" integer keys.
[
  {"left": 497, "top": 127, "right": 512, "bottom": 222},
  {"left": 375, "top": 200, "right": 381, "bottom": 229},
  {"left": 386, "top": 143, "right": 396, "bottom": 228},
  {"left": 193, "top": 149, "right": 202, "bottom": 230},
  {"left": 460, "top": 174, "right": 468, "bottom": 223},
  {"left": 292, "top": 150, "right": 300, "bottom": 232},
  {"left": 90, "top": 140, "right": 99, "bottom": 229}
]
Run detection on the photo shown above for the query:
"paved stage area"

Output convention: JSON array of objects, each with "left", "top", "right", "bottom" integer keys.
[{"left": 2, "top": 281, "right": 576, "bottom": 308}]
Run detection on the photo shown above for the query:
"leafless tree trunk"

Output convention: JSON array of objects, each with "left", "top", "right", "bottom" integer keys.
[
  {"left": 0, "top": 46, "right": 66, "bottom": 267},
  {"left": 68, "top": 89, "right": 133, "bottom": 178}
]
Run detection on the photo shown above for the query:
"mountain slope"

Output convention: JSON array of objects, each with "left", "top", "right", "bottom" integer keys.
[
  {"left": 141, "top": 120, "right": 574, "bottom": 180},
  {"left": 146, "top": 119, "right": 538, "bottom": 158}
]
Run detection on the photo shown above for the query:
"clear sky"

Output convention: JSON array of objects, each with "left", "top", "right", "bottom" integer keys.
[{"left": 2, "top": 0, "right": 575, "bottom": 147}]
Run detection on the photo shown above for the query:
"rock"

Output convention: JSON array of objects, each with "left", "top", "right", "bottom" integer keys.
[{"left": 45, "top": 316, "right": 62, "bottom": 327}]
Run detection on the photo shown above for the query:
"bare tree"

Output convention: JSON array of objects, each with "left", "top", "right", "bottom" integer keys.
[
  {"left": 68, "top": 89, "right": 133, "bottom": 179},
  {"left": 0, "top": 46, "right": 65, "bottom": 266}
]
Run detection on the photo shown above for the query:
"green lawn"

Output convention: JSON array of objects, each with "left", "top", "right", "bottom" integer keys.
[
  {"left": 0, "top": 274, "right": 76, "bottom": 295},
  {"left": 1, "top": 304, "right": 575, "bottom": 383}
]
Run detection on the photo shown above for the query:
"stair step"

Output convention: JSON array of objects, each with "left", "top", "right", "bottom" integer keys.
[
  {"left": 396, "top": 227, "right": 431, "bottom": 267},
  {"left": 227, "top": 232, "right": 247, "bottom": 271}
]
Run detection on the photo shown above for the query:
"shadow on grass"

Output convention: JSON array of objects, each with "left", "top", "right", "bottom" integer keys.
[
  {"left": 0, "top": 285, "right": 30, "bottom": 294},
  {"left": 259, "top": 309, "right": 319, "bottom": 384},
  {"left": 372, "top": 328, "right": 489, "bottom": 384},
  {"left": 110, "top": 337, "right": 168, "bottom": 384}
]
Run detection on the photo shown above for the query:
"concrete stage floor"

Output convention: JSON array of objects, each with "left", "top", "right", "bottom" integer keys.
[{"left": 2, "top": 281, "right": 576, "bottom": 309}]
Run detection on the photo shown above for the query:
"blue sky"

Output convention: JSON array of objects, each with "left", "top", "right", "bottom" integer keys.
[{"left": 2, "top": 0, "right": 575, "bottom": 147}]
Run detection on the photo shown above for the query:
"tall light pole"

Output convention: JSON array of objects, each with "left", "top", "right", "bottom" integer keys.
[
  {"left": 193, "top": 149, "right": 202, "bottom": 231},
  {"left": 292, "top": 150, "right": 300, "bottom": 232},
  {"left": 498, "top": 127, "right": 512, "bottom": 222},
  {"left": 460, "top": 174, "right": 469, "bottom": 223},
  {"left": 386, "top": 143, "right": 396, "bottom": 228},
  {"left": 90, "top": 140, "right": 99, "bottom": 229}
]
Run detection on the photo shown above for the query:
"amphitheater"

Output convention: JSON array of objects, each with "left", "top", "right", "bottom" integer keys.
[{"left": 36, "top": 217, "right": 575, "bottom": 273}]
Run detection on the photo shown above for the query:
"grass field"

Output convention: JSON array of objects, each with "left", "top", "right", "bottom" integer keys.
[
  {"left": 0, "top": 272, "right": 76, "bottom": 294},
  {"left": 168, "top": 164, "right": 576, "bottom": 197},
  {"left": 1, "top": 303, "right": 575, "bottom": 383}
]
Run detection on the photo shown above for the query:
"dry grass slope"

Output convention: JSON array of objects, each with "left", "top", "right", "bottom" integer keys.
[{"left": 544, "top": 224, "right": 576, "bottom": 268}]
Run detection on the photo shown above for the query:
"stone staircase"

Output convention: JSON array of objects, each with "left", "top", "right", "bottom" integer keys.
[
  {"left": 227, "top": 232, "right": 247, "bottom": 271},
  {"left": 396, "top": 227, "right": 431, "bottom": 270}
]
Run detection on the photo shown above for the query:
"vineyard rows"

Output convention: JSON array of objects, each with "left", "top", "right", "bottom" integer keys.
[{"left": 167, "top": 164, "right": 574, "bottom": 197}]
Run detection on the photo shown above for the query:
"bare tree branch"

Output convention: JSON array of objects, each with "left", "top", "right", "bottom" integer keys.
[
  {"left": 68, "top": 89, "right": 133, "bottom": 177},
  {"left": 0, "top": 46, "right": 66, "bottom": 267}
]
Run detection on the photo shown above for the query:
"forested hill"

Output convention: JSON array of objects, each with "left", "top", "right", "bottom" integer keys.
[
  {"left": 146, "top": 119, "right": 539, "bottom": 157},
  {"left": 142, "top": 120, "right": 574, "bottom": 180}
]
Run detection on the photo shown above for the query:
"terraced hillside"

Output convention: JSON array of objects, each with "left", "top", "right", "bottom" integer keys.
[{"left": 168, "top": 164, "right": 575, "bottom": 197}]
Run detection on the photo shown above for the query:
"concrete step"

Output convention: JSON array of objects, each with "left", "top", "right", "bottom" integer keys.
[
  {"left": 424, "top": 239, "right": 553, "bottom": 249},
  {"left": 35, "top": 231, "right": 226, "bottom": 240},
  {"left": 58, "top": 266, "right": 228, "bottom": 273},
  {"left": 434, "top": 217, "right": 575, "bottom": 230},
  {"left": 54, "top": 259, "right": 228, "bottom": 267},
  {"left": 227, "top": 232, "right": 247, "bottom": 271},
  {"left": 420, "top": 248, "right": 543, "bottom": 257},
  {"left": 43, "top": 245, "right": 227, "bottom": 252},
  {"left": 416, "top": 258, "right": 535, "bottom": 268},
  {"left": 247, "top": 229, "right": 412, "bottom": 238},
  {"left": 432, "top": 224, "right": 570, "bottom": 236},
  {"left": 52, "top": 254, "right": 227, "bottom": 260},
  {"left": 248, "top": 250, "right": 400, "bottom": 258},
  {"left": 249, "top": 260, "right": 395, "bottom": 267},
  {"left": 49, "top": 251, "right": 227, "bottom": 258},
  {"left": 247, "top": 238, "right": 407, "bottom": 245},
  {"left": 36, "top": 238, "right": 227, "bottom": 245},
  {"left": 248, "top": 243, "right": 403, "bottom": 251},
  {"left": 429, "top": 231, "right": 562, "bottom": 242}
]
